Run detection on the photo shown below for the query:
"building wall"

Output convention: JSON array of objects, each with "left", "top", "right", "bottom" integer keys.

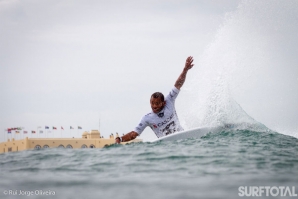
[
  {"left": 0, "top": 138, "right": 28, "bottom": 153},
  {"left": 0, "top": 137, "right": 142, "bottom": 153}
]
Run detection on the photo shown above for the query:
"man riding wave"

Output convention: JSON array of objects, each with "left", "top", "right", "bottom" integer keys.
[{"left": 115, "top": 56, "right": 194, "bottom": 143}]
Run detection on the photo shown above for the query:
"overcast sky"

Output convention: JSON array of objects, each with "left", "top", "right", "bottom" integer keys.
[{"left": 1, "top": 0, "right": 297, "bottom": 142}]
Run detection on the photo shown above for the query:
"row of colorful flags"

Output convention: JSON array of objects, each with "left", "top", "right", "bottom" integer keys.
[
  {"left": 43, "top": 126, "right": 82, "bottom": 130},
  {"left": 9, "top": 130, "right": 58, "bottom": 134},
  {"left": 6, "top": 126, "right": 83, "bottom": 134},
  {"left": 8, "top": 127, "right": 23, "bottom": 130}
]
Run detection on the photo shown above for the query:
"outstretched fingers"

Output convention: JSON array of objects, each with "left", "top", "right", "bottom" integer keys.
[{"left": 185, "top": 56, "right": 194, "bottom": 70}]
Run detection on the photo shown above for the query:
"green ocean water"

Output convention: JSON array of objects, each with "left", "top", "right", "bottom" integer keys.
[{"left": 0, "top": 129, "right": 297, "bottom": 199}]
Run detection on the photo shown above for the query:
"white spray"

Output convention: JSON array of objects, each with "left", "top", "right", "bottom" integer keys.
[{"left": 180, "top": 0, "right": 298, "bottom": 137}]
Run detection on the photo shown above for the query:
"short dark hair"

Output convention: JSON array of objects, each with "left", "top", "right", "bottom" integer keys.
[{"left": 151, "top": 92, "right": 164, "bottom": 101}]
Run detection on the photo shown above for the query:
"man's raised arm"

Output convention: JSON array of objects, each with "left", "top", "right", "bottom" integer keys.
[{"left": 174, "top": 56, "right": 194, "bottom": 90}]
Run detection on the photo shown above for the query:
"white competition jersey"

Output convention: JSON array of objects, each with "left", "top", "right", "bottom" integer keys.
[{"left": 134, "top": 87, "right": 184, "bottom": 138}]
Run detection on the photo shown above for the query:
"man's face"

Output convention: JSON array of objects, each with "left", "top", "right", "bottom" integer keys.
[{"left": 150, "top": 97, "right": 165, "bottom": 113}]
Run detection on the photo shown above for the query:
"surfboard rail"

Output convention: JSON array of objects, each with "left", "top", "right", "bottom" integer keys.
[{"left": 150, "top": 126, "right": 225, "bottom": 142}]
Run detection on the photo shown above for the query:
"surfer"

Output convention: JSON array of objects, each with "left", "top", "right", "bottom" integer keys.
[{"left": 115, "top": 56, "right": 194, "bottom": 143}]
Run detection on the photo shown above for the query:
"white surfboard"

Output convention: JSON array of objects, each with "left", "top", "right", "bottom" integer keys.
[{"left": 151, "top": 126, "right": 225, "bottom": 142}]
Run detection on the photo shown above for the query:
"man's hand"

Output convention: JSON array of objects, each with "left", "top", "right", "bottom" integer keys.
[
  {"left": 115, "top": 137, "right": 121, "bottom": 144},
  {"left": 184, "top": 56, "right": 194, "bottom": 71}
]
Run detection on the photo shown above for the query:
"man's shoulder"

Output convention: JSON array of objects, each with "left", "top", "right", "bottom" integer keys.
[
  {"left": 144, "top": 112, "right": 153, "bottom": 117},
  {"left": 139, "top": 112, "right": 155, "bottom": 124},
  {"left": 142, "top": 112, "right": 159, "bottom": 120}
]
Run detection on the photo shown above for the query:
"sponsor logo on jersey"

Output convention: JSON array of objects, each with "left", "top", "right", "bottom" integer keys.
[
  {"left": 157, "top": 113, "right": 174, "bottom": 127},
  {"left": 162, "top": 121, "right": 176, "bottom": 135},
  {"left": 158, "top": 112, "right": 164, "bottom": 118}
]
